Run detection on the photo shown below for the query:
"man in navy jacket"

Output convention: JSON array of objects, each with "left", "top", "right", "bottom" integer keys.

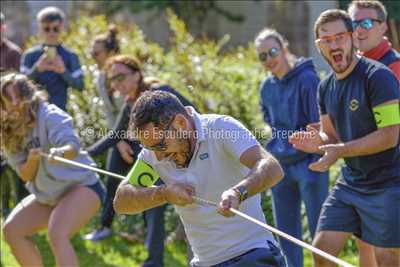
[{"left": 21, "top": 6, "right": 84, "bottom": 111}]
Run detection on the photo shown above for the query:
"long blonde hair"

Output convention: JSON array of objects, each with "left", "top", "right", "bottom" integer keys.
[{"left": 0, "top": 73, "right": 46, "bottom": 154}]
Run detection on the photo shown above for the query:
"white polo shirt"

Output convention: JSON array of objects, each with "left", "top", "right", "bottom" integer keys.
[{"left": 137, "top": 107, "right": 276, "bottom": 266}]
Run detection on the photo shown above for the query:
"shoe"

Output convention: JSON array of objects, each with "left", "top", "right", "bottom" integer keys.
[
  {"left": 119, "top": 228, "right": 145, "bottom": 243},
  {"left": 84, "top": 227, "right": 112, "bottom": 241}
]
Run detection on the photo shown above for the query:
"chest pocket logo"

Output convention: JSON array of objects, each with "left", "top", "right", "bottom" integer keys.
[
  {"left": 199, "top": 153, "right": 209, "bottom": 160},
  {"left": 349, "top": 99, "right": 359, "bottom": 111}
]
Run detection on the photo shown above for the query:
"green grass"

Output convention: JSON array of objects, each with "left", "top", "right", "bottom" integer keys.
[
  {"left": 1, "top": 223, "right": 358, "bottom": 267},
  {"left": 1, "top": 160, "right": 358, "bottom": 267},
  {"left": 1, "top": 227, "right": 188, "bottom": 267}
]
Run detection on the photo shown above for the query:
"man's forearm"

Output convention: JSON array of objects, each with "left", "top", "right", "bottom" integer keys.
[
  {"left": 114, "top": 181, "right": 167, "bottom": 215},
  {"left": 339, "top": 125, "right": 399, "bottom": 158},
  {"left": 235, "top": 157, "right": 283, "bottom": 198}
]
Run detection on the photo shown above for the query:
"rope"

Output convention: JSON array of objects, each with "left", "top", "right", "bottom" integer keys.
[{"left": 40, "top": 152, "right": 355, "bottom": 267}]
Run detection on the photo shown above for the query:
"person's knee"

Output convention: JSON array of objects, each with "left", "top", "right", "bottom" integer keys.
[
  {"left": 2, "top": 221, "right": 15, "bottom": 244},
  {"left": 48, "top": 225, "right": 70, "bottom": 249},
  {"left": 312, "top": 233, "right": 337, "bottom": 266},
  {"left": 356, "top": 238, "right": 375, "bottom": 250},
  {"left": 312, "top": 239, "right": 327, "bottom": 265},
  {"left": 2, "top": 217, "right": 26, "bottom": 244},
  {"left": 375, "top": 247, "right": 400, "bottom": 265}
]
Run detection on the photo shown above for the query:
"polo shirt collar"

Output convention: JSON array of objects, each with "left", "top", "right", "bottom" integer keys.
[{"left": 186, "top": 106, "right": 206, "bottom": 144}]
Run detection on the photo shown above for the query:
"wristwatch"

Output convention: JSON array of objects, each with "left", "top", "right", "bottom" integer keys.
[{"left": 233, "top": 185, "right": 248, "bottom": 204}]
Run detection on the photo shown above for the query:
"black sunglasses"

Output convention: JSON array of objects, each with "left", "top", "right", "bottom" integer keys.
[
  {"left": 109, "top": 71, "right": 135, "bottom": 83},
  {"left": 43, "top": 26, "right": 60, "bottom": 33},
  {"left": 258, "top": 47, "right": 280, "bottom": 62},
  {"left": 91, "top": 50, "right": 102, "bottom": 58},
  {"left": 352, "top": 18, "right": 382, "bottom": 31},
  {"left": 144, "top": 117, "right": 175, "bottom": 152}
]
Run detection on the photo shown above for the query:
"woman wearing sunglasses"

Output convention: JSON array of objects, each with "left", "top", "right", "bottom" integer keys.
[
  {"left": 90, "top": 24, "right": 123, "bottom": 128},
  {"left": 255, "top": 28, "right": 329, "bottom": 267},
  {"left": 1, "top": 73, "right": 105, "bottom": 267},
  {"left": 83, "top": 25, "right": 127, "bottom": 242},
  {"left": 87, "top": 54, "right": 196, "bottom": 267}
]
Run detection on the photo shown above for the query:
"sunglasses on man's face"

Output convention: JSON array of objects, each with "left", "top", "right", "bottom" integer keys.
[
  {"left": 316, "top": 31, "right": 353, "bottom": 46},
  {"left": 143, "top": 118, "right": 175, "bottom": 152},
  {"left": 258, "top": 47, "right": 280, "bottom": 62},
  {"left": 43, "top": 26, "right": 60, "bottom": 33},
  {"left": 352, "top": 18, "right": 381, "bottom": 31}
]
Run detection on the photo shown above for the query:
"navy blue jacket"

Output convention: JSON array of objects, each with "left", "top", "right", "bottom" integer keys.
[
  {"left": 259, "top": 58, "right": 320, "bottom": 164},
  {"left": 21, "top": 44, "right": 84, "bottom": 111}
]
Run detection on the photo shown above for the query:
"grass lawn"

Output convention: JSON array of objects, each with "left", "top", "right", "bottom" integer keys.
[
  {"left": 1, "top": 221, "right": 358, "bottom": 267},
  {"left": 1, "top": 228, "right": 188, "bottom": 267}
]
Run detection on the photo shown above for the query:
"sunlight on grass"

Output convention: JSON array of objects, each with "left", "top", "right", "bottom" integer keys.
[
  {"left": 0, "top": 230, "right": 188, "bottom": 267},
  {"left": 1, "top": 231, "right": 358, "bottom": 267}
]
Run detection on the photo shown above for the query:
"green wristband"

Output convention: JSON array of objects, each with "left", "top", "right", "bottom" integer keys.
[
  {"left": 128, "top": 160, "right": 160, "bottom": 187},
  {"left": 373, "top": 103, "right": 400, "bottom": 128}
]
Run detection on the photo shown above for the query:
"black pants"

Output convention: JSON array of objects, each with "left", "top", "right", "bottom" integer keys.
[
  {"left": 100, "top": 145, "right": 130, "bottom": 227},
  {"left": 100, "top": 142, "right": 165, "bottom": 267}
]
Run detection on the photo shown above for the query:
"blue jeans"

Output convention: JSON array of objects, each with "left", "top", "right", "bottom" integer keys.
[
  {"left": 97, "top": 143, "right": 166, "bottom": 267},
  {"left": 191, "top": 242, "right": 286, "bottom": 267},
  {"left": 271, "top": 157, "right": 329, "bottom": 267},
  {"left": 142, "top": 204, "right": 166, "bottom": 267}
]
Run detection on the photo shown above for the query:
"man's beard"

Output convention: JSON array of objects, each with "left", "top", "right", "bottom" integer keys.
[
  {"left": 175, "top": 137, "right": 193, "bottom": 169},
  {"left": 323, "top": 44, "right": 355, "bottom": 74}
]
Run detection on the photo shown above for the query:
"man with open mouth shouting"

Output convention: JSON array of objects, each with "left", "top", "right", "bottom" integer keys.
[{"left": 289, "top": 9, "right": 400, "bottom": 267}]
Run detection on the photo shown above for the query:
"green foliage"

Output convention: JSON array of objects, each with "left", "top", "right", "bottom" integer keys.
[
  {"left": 42, "top": 11, "right": 267, "bottom": 146},
  {"left": 101, "top": 0, "right": 244, "bottom": 25},
  {"left": 0, "top": 226, "right": 188, "bottom": 267},
  {"left": 3, "top": 11, "right": 360, "bottom": 266}
]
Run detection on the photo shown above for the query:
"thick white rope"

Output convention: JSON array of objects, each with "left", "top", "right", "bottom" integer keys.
[{"left": 41, "top": 152, "right": 355, "bottom": 267}]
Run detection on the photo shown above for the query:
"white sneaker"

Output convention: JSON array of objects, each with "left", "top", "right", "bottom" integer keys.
[{"left": 84, "top": 227, "right": 112, "bottom": 241}]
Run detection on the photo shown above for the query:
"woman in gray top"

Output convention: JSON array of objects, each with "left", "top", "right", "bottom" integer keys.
[
  {"left": 83, "top": 25, "right": 126, "bottom": 242},
  {"left": 90, "top": 24, "right": 123, "bottom": 128},
  {"left": 1, "top": 73, "right": 105, "bottom": 267}
]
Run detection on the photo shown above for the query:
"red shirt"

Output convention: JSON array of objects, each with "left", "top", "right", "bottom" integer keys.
[
  {"left": 0, "top": 38, "right": 21, "bottom": 72},
  {"left": 361, "top": 37, "right": 400, "bottom": 81}
]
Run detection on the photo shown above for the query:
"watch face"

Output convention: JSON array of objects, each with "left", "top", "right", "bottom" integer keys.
[{"left": 236, "top": 185, "right": 248, "bottom": 202}]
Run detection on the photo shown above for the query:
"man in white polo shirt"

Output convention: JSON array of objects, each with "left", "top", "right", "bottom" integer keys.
[{"left": 114, "top": 91, "right": 286, "bottom": 267}]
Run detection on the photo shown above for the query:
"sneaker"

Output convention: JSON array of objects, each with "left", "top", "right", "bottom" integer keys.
[
  {"left": 84, "top": 227, "right": 112, "bottom": 241},
  {"left": 119, "top": 228, "right": 145, "bottom": 243}
]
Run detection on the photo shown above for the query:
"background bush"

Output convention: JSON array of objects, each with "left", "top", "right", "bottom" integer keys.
[
  {"left": 1, "top": 10, "right": 357, "bottom": 266},
  {"left": 63, "top": 10, "right": 273, "bottom": 232}
]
